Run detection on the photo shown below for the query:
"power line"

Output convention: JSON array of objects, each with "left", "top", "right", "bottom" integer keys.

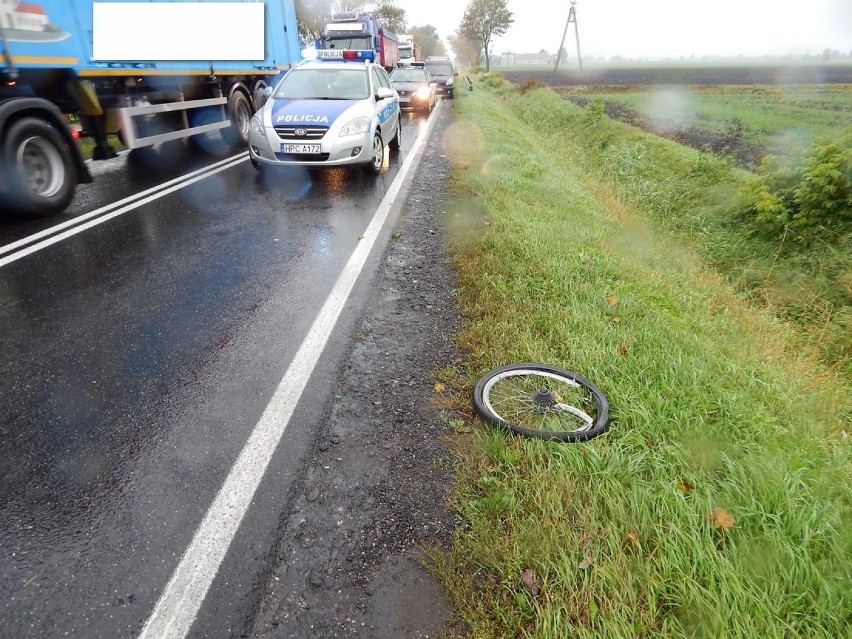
[{"left": 554, "top": 0, "right": 583, "bottom": 72}]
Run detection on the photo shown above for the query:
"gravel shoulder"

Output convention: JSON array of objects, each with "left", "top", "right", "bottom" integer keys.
[{"left": 249, "top": 103, "right": 462, "bottom": 638}]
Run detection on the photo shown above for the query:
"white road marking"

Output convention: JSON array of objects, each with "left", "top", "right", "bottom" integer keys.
[
  {"left": 138, "top": 107, "right": 439, "bottom": 639},
  {"left": 0, "top": 154, "right": 247, "bottom": 266}
]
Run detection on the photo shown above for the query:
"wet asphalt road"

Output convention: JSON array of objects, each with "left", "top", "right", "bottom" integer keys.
[{"left": 0, "top": 109, "right": 437, "bottom": 638}]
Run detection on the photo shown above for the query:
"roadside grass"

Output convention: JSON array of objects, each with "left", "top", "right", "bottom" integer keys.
[
  {"left": 429, "top": 76, "right": 852, "bottom": 637},
  {"left": 517, "top": 83, "right": 851, "bottom": 375},
  {"left": 554, "top": 84, "right": 852, "bottom": 165}
]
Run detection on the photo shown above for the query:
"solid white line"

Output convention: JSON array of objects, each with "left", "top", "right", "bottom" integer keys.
[
  {"left": 0, "top": 155, "right": 247, "bottom": 269},
  {"left": 138, "top": 107, "right": 439, "bottom": 639},
  {"left": 0, "top": 153, "right": 245, "bottom": 258}
]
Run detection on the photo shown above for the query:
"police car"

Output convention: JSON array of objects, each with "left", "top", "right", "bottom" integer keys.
[{"left": 248, "top": 50, "right": 401, "bottom": 174}]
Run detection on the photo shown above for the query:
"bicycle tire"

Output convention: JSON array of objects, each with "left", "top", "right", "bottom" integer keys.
[{"left": 472, "top": 363, "right": 610, "bottom": 442}]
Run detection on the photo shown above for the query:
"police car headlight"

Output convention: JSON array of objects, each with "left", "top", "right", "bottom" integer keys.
[
  {"left": 249, "top": 116, "right": 264, "bottom": 135},
  {"left": 446, "top": 78, "right": 454, "bottom": 87},
  {"left": 414, "top": 87, "right": 430, "bottom": 98},
  {"left": 339, "top": 116, "right": 370, "bottom": 137}
]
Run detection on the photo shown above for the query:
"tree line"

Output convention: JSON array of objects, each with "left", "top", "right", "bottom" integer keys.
[{"left": 294, "top": 0, "right": 516, "bottom": 71}]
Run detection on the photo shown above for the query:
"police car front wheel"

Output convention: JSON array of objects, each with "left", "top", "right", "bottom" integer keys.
[
  {"left": 362, "top": 132, "right": 384, "bottom": 174},
  {"left": 389, "top": 122, "right": 402, "bottom": 153}
]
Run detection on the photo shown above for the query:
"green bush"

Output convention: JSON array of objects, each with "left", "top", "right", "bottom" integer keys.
[
  {"left": 584, "top": 97, "right": 605, "bottom": 124},
  {"left": 740, "top": 127, "right": 852, "bottom": 243},
  {"left": 478, "top": 72, "right": 505, "bottom": 90}
]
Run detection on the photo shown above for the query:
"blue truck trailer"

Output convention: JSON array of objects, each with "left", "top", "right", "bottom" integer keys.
[{"left": 0, "top": 0, "right": 301, "bottom": 216}]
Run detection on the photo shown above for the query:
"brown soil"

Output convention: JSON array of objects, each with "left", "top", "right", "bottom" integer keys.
[
  {"left": 563, "top": 94, "right": 767, "bottom": 167},
  {"left": 502, "top": 65, "right": 851, "bottom": 168},
  {"left": 502, "top": 64, "right": 852, "bottom": 87}
]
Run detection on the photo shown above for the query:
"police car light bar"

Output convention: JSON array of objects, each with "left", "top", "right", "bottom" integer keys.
[{"left": 317, "top": 49, "right": 375, "bottom": 61}]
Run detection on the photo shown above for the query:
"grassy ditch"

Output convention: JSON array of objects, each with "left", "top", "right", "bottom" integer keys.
[
  {"left": 554, "top": 84, "right": 852, "bottom": 169},
  {"left": 431, "top": 76, "right": 852, "bottom": 637},
  {"left": 530, "top": 81, "right": 851, "bottom": 375}
]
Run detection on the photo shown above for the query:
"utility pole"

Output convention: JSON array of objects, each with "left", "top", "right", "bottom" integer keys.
[{"left": 554, "top": 0, "right": 583, "bottom": 73}]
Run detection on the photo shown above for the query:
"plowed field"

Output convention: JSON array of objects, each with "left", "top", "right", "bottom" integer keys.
[{"left": 502, "top": 64, "right": 852, "bottom": 86}]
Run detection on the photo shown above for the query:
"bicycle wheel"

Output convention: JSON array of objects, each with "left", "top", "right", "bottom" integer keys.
[{"left": 472, "top": 363, "right": 610, "bottom": 442}]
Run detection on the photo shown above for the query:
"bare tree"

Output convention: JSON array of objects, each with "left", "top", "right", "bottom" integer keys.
[
  {"left": 295, "top": 0, "right": 326, "bottom": 44},
  {"left": 448, "top": 32, "right": 480, "bottom": 67},
  {"left": 459, "top": 0, "right": 513, "bottom": 71},
  {"left": 376, "top": 0, "right": 406, "bottom": 34},
  {"left": 330, "top": 0, "right": 365, "bottom": 13},
  {"left": 410, "top": 25, "right": 447, "bottom": 58}
]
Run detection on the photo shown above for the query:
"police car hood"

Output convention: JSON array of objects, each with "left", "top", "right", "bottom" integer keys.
[{"left": 268, "top": 99, "right": 362, "bottom": 128}]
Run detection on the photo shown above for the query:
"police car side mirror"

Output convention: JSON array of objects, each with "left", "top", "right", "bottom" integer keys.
[
  {"left": 261, "top": 87, "right": 273, "bottom": 97},
  {"left": 375, "top": 87, "right": 394, "bottom": 100}
]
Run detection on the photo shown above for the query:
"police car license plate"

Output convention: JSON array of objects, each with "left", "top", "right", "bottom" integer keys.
[
  {"left": 282, "top": 143, "right": 321, "bottom": 154},
  {"left": 399, "top": 97, "right": 410, "bottom": 103}
]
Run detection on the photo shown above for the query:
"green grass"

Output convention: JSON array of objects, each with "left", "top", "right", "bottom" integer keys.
[
  {"left": 555, "top": 84, "right": 852, "bottom": 163},
  {"left": 431, "top": 74, "right": 852, "bottom": 638},
  {"left": 527, "top": 84, "right": 852, "bottom": 374}
]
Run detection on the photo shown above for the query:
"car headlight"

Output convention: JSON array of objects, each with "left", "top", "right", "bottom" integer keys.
[
  {"left": 339, "top": 116, "right": 370, "bottom": 137},
  {"left": 446, "top": 78, "right": 454, "bottom": 87},
  {"left": 249, "top": 116, "right": 264, "bottom": 135},
  {"left": 414, "top": 87, "right": 430, "bottom": 98}
]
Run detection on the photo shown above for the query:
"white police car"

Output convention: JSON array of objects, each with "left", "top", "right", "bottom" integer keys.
[{"left": 248, "top": 50, "right": 401, "bottom": 174}]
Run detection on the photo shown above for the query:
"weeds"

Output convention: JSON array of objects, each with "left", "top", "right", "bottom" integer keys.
[
  {"left": 515, "top": 76, "right": 546, "bottom": 95},
  {"left": 435, "top": 76, "right": 852, "bottom": 638},
  {"left": 738, "top": 127, "right": 852, "bottom": 243}
]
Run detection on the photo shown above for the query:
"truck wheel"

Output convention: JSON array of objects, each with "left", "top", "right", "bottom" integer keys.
[
  {"left": 222, "top": 91, "right": 252, "bottom": 148},
  {"left": 1, "top": 117, "right": 77, "bottom": 216}
]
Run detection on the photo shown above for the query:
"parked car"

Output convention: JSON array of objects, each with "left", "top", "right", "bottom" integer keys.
[
  {"left": 424, "top": 56, "right": 456, "bottom": 99},
  {"left": 248, "top": 50, "right": 401, "bottom": 174},
  {"left": 389, "top": 65, "right": 437, "bottom": 112}
]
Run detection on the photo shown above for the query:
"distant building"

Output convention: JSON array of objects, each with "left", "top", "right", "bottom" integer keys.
[
  {"left": 499, "top": 51, "right": 549, "bottom": 66},
  {"left": 515, "top": 52, "right": 549, "bottom": 65}
]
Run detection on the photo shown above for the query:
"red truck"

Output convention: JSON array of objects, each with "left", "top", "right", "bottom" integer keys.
[{"left": 318, "top": 11, "right": 399, "bottom": 71}]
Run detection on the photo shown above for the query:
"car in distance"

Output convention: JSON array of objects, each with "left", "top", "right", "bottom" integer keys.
[
  {"left": 388, "top": 65, "right": 436, "bottom": 112},
  {"left": 424, "top": 56, "right": 456, "bottom": 99},
  {"left": 248, "top": 50, "right": 401, "bottom": 174}
]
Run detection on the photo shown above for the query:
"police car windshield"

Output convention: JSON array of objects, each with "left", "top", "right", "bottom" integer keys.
[
  {"left": 275, "top": 68, "right": 369, "bottom": 100},
  {"left": 390, "top": 69, "right": 427, "bottom": 82}
]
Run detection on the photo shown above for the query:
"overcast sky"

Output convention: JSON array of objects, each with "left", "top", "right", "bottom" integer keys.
[{"left": 398, "top": 0, "right": 852, "bottom": 59}]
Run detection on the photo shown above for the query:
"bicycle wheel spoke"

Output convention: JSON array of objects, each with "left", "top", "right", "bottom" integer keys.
[
  {"left": 487, "top": 375, "right": 593, "bottom": 432},
  {"left": 474, "top": 365, "right": 609, "bottom": 441}
]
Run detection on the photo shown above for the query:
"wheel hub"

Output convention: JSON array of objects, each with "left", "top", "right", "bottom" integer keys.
[{"left": 531, "top": 387, "right": 559, "bottom": 411}]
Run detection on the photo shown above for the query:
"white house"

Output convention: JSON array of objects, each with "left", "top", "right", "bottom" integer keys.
[
  {"left": 499, "top": 51, "right": 550, "bottom": 66},
  {"left": 1, "top": 1, "right": 50, "bottom": 31},
  {"left": 515, "top": 52, "right": 549, "bottom": 65}
]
